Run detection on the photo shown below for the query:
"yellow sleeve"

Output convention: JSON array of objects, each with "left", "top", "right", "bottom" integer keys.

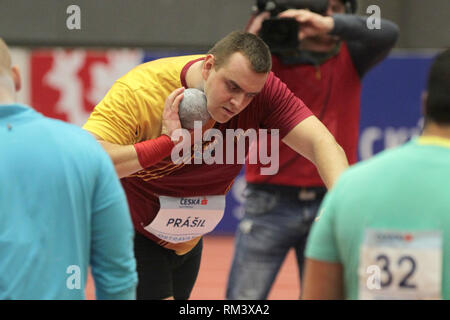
[{"left": 83, "top": 81, "right": 139, "bottom": 145}]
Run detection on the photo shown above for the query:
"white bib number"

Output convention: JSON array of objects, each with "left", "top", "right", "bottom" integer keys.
[
  {"left": 144, "top": 195, "right": 225, "bottom": 244},
  {"left": 358, "top": 229, "right": 442, "bottom": 300}
]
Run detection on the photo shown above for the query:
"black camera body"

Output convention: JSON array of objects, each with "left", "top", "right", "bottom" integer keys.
[
  {"left": 256, "top": 0, "right": 356, "bottom": 54},
  {"left": 260, "top": 18, "right": 299, "bottom": 53},
  {"left": 256, "top": 0, "right": 330, "bottom": 53}
]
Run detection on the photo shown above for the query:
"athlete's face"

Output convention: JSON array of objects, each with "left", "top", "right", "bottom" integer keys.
[{"left": 201, "top": 52, "right": 268, "bottom": 123}]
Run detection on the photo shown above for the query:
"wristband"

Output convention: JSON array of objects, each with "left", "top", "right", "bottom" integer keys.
[{"left": 134, "top": 135, "right": 175, "bottom": 169}]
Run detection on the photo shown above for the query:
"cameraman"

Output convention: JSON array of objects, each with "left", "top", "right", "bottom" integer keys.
[{"left": 226, "top": 0, "right": 399, "bottom": 300}]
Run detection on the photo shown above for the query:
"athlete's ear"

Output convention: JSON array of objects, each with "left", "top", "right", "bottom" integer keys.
[
  {"left": 202, "top": 54, "right": 215, "bottom": 81},
  {"left": 11, "top": 65, "right": 21, "bottom": 92}
]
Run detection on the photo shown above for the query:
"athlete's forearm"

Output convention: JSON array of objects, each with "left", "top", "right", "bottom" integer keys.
[
  {"left": 283, "top": 117, "right": 349, "bottom": 190},
  {"left": 311, "top": 134, "right": 348, "bottom": 189},
  {"left": 97, "top": 136, "right": 175, "bottom": 179},
  {"left": 97, "top": 140, "right": 143, "bottom": 179}
]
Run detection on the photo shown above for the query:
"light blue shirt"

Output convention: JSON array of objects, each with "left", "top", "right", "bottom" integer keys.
[{"left": 0, "top": 104, "right": 137, "bottom": 299}]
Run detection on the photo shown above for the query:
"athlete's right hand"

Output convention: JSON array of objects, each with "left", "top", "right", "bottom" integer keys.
[{"left": 161, "top": 87, "right": 185, "bottom": 143}]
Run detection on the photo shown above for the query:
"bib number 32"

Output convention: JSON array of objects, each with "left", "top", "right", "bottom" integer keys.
[{"left": 359, "top": 229, "right": 442, "bottom": 300}]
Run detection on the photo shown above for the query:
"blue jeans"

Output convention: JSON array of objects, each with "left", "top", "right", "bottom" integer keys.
[{"left": 226, "top": 183, "right": 325, "bottom": 300}]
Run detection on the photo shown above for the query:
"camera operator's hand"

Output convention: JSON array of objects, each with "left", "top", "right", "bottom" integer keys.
[
  {"left": 246, "top": 11, "right": 270, "bottom": 34},
  {"left": 279, "top": 9, "right": 334, "bottom": 40}
]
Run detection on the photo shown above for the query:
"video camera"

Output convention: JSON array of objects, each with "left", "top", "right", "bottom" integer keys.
[{"left": 255, "top": 0, "right": 356, "bottom": 53}]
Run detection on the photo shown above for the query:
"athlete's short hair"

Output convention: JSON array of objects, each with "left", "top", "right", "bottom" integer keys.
[
  {"left": 208, "top": 31, "right": 272, "bottom": 73},
  {"left": 425, "top": 49, "right": 450, "bottom": 125}
]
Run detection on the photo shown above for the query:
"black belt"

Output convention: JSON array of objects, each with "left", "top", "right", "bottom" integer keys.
[{"left": 246, "top": 183, "right": 327, "bottom": 201}]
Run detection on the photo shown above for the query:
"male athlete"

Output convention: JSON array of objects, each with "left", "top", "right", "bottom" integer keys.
[
  {"left": 303, "top": 49, "right": 450, "bottom": 300},
  {"left": 84, "top": 31, "right": 349, "bottom": 299}
]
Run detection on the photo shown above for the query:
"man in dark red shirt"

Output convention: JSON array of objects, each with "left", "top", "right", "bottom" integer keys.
[{"left": 226, "top": 0, "right": 399, "bottom": 299}]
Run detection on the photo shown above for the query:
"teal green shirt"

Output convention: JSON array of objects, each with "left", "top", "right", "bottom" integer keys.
[
  {"left": 0, "top": 104, "right": 137, "bottom": 299},
  {"left": 306, "top": 137, "right": 450, "bottom": 299}
]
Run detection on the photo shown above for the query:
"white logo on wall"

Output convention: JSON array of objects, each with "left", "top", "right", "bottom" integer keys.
[
  {"left": 66, "top": 265, "right": 81, "bottom": 290},
  {"left": 359, "top": 118, "right": 423, "bottom": 160},
  {"left": 44, "top": 50, "right": 142, "bottom": 126},
  {"left": 44, "top": 50, "right": 88, "bottom": 126},
  {"left": 88, "top": 50, "right": 143, "bottom": 105}
]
